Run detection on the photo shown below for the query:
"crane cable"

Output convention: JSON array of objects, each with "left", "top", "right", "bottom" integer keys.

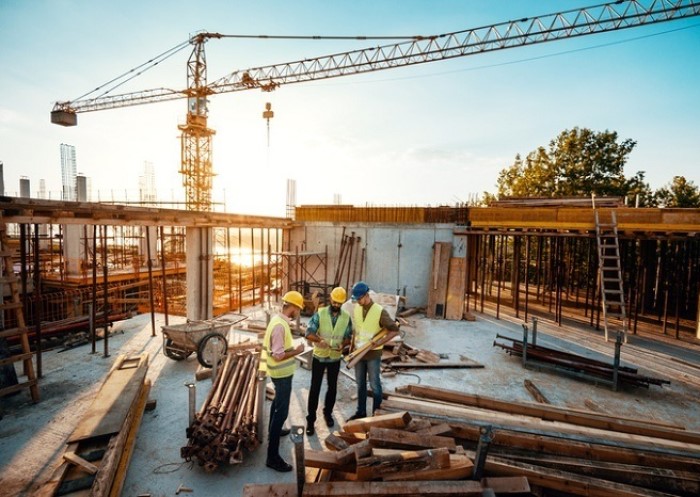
[{"left": 71, "top": 40, "right": 191, "bottom": 102}]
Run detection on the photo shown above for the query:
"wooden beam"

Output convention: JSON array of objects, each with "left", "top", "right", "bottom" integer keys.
[
  {"left": 343, "top": 411, "right": 412, "bottom": 434},
  {"left": 63, "top": 452, "right": 99, "bottom": 475},
  {"left": 395, "top": 385, "right": 700, "bottom": 446},
  {"left": 367, "top": 427, "right": 456, "bottom": 451}
]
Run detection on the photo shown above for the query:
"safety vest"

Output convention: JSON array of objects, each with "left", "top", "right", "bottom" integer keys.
[
  {"left": 263, "top": 315, "right": 297, "bottom": 378},
  {"left": 313, "top": 307, "right": 350, "bottom": 361},
  {"left": 353, "top": 303, "right": 383, "bottom": 351}
]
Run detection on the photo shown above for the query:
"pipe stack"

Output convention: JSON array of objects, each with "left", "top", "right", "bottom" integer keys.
[{"left": 181, "top": 349, "right": 263, "bottom": 472}]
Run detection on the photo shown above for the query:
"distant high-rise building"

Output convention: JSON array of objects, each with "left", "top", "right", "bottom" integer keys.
[
  {"left": 60, "top": 143, "right": 77, "bottom": 201},
  {"left": 0, "top": 161, "right": 4, "bottom": 196},
  {"left": 38, "top": 179, "right": 46, "bottom": 199},
  {"left": 286, "top": 179, "right": 296, "bottom": 219},
  {"left": 139, "top": 161, "right": 157, "bottom": 204}
]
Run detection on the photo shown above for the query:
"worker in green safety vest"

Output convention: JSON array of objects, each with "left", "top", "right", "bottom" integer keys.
[
  {"left": 346, "top": 281, "right": 400, "bottom": 421},
  {"left": 304, "top": 286, "right": 353, "bottom": 436},
  {"left": 263, "top": 290, "right": 305, "bottom": 472}
]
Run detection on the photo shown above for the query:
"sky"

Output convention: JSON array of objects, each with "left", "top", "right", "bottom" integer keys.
[{"left": 1, "top": 0, "right": 699, "bottom": 217}]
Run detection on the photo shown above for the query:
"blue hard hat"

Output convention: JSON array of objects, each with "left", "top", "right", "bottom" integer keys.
[{"left": 351, "top": 281, "right": 369, "bottom": 301}]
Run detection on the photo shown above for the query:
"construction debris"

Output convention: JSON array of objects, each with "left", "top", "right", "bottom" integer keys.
[
  {"left": 380, "top": 341, "right": 483, "bottom": 372},
  {"left": 181, "top": 346, "right": 263, "bottom": 472}
]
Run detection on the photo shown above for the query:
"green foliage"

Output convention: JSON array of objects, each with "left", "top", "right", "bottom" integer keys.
[
  {"left": 654, "top": 176, "right": 700, "bottom": 207},
  {"left": 495, "top": 127, "right": 644, "bottom": 200}
]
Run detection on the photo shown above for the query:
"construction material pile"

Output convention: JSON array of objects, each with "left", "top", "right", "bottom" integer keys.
[
  {"left": 494, "top": 334, "right": 670, "bottom": 388},
  {"left": 181, "top": 347, "right": 263, "bottom": 472},
  {"left": 377, "top": 384, "right": 700, "bottom": 496},
  {"left": 381, "top": 341, "right": 483, "bottom": 373}
]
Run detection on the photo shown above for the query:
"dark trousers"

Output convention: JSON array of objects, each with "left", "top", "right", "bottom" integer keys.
[
  {"left": 306, "top": 357, "right": 340, "bottom": 423},
  {"left": 267, "top": 375, "right": 292, "bottom": 462}
]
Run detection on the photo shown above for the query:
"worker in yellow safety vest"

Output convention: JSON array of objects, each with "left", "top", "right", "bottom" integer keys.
[
  {"left": 346, "top": 281, "right": 399, "bottom": 421},
  {"left": 304, "top": 286, "right": 353, "bottom": 436},
  {"left": 263, "top": 290, "right": 305, "bottom": 472}
]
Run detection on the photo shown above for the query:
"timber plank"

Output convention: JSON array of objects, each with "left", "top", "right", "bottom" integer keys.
[
  {"left": 63, "top": 452, "right": 98, "bottom": 475},
  {"left": 69, "top": 354, "right": 149, "bottom": 443},
  {"left": 401, "top": 384, "right": 691, "bottom": 438},
  {"left": 426, "top": 242, "right": 451, "bottom": 319},
  {"left": 508, "top": 453, "right": 700, "bottom": 495},
  {"left": 367, "top": 427, "right": 456, "bottom": 451},
  {"left": 483, "top": 454, "right": 678, "bottom": 497},
  {"left": 445, "top": 257, "right": 466, "bottom": 320},
  {"left": 343, "top": 411, "right": 412, "bottom": 433},
  {"left": 382, "top": 454, "right": 474, "bottom": 482},
  {"left": 382, "top": 394, "right": 700, "bottom": 457}
]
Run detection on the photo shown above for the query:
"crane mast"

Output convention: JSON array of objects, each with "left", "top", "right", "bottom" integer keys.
[
  {"left": 179, "top": 34, "right": 217, "bottom": 211},
  {"left": 50, "top": 0, "right": 700, "bottom": 211}
]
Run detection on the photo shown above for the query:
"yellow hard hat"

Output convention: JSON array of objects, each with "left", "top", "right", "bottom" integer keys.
[
  {"left": 330, "top": 287, "right": 346, "bottom": 304},
  {"left": 282, "top": 290, "right": 304, "bottom": 310}
]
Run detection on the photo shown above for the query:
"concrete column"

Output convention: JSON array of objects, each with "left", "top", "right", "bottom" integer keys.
[
  {"left": 186, "top": 227, "right": 213, "bottom": 321},
  {"left": 63, "top": 224, "right": 87, "bottom": 277},
  {"left": 139, "top": 226, "right": 158, "bottom": 269}
]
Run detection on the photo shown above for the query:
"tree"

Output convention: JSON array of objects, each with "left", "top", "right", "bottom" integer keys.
[
  {"left": 654, "top": 176, "right": 700, "bottom": 207},
  {"left": 495, "top": 127, "right": 640, "bottom": 200}
]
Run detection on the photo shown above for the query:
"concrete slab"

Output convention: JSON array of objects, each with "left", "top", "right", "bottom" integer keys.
[{"left": 1, "top": 308, "right": 698, "bottom": 496}]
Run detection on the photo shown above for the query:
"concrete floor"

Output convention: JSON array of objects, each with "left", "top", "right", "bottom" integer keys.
[{"left": 1, "top": 307, "right": 699, "bottom": 497}]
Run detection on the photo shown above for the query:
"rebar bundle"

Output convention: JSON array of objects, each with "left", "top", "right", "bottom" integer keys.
[{"left": 181, "top": 349, "right": 263, "bottom": 472}]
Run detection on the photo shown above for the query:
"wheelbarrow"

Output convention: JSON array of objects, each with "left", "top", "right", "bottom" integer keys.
[{"left": 161, "top": 319, "right": 233, "bottom": 368}]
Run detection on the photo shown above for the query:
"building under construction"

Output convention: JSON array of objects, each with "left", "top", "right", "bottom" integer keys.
[
  {"left": 1, "top": 193, "right": 700, "bottom": 496},
  {"left": 3, "top": 0, "right": 700, "bottom": 495}
]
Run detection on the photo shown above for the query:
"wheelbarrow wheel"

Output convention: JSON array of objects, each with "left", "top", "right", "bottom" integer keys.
[
  {"left": 197, "top": 332, "right": 228, "bottom": 368},
  {"left": 164, "top": 339, "right": 192, "bottom": 361}
]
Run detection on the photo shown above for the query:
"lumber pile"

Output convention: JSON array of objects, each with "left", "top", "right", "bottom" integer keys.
[
  {"left": 378, "top": 384, "right": 700, "bottom": 497},
  {"left": 181, "top": 345, "right": 264, "bottom": 472},
  {"left": 494, "top": 334, "right": 670, "bottom": 388},
  {"left": 381, "top": 341, "right": 483, "bottom": 372},
  {"left": 244, "top": 412, "right": 531, "bottom": 496},
  {"left": 35, "top": 353, "right": 150, "bottom": 497}
]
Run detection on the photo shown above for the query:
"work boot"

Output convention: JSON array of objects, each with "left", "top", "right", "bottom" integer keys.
[
  {"left": 266, "top": 457, "right": 293, "bottom": 472},
  {"left": 306, "top": 423, "right": 315, "bottom": 436},
  {"left": 324, "top": 414, "right": 334, "bottom": 427},
  {"left": 347, "top": 413, "right": 365, "bottom": 422}
]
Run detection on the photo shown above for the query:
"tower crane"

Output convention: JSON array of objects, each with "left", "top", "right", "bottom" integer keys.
[{"left": 51, "top": 0, "right": 700, "bottom": 212}]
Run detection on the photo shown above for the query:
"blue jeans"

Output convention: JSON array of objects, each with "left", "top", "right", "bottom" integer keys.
[
  {"left": 354, "top": 355, "right": 382, "bottom": 416},
  {"left": 267, "top": 375, "right": 292, "bottom": 461}
]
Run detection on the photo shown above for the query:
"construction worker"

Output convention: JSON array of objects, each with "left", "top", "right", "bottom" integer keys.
[
  {"left": 304, "top": 286, "right": 353, "bottom": 436},
  {"left": 263, "top": 290, "right": 305, "bottom": 472},
  {"left": 347, "top": 281, "right": 399, "bottom": 420}
]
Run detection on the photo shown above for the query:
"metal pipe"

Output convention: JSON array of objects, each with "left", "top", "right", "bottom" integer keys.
[
  {"left": 471, "top": 426, "right": 493, "bottom": 480},
  {"left": 91, "top": 225, "right": 97, "bottom": 353},
  {"left": 146, "top": 227, "right": 156, "bottom": 337},
  {"left": 102, "top": 226, "right": 109, "bottom": 358},
  {"left": 33, "top": 224, "right": 43, "bottom": 378},
  {"left": 185, "top": 381, "right": 196, "bottom": 426},
  {"left": 160, "top": 226, "right": 169, "bottom": 326}
]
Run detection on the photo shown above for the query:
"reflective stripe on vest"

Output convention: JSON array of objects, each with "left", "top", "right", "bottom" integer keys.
[
  {"left": 353, "top": 303, "right": 383, "bottom": 350},
  {"left": 313, "top": 306, "right": 350, "bottom": 361},
  {"left": 263, "top": 315, "right": 296, "bottom": 378}
]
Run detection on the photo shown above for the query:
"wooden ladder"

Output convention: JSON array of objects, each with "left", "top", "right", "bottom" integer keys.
[
  {"left": 0, "top": 217, "right": 40, "bottom": 401},
  {"left": 594, "top": 209, "right": 628, "bottom": 344}
]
